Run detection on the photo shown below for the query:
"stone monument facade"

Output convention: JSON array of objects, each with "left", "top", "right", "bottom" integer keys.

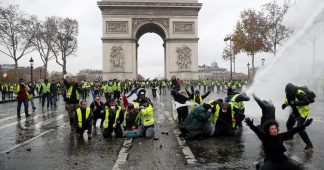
[{"left": 98, "top": 0, "right": 202, "bottom": 80}]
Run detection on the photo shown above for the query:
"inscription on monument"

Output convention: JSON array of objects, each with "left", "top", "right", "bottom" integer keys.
[
  {"left": 173, "top": 22, "right": 194, "bottom": 34},
  {"left": 110, "top": 46, "right": 124, "bottom": 71},
  {"left": 176, "top": 46, "right": 192, "bottom": 70},
  {"left": 106, "top": 21, "right": 128, "bottom": 33}
]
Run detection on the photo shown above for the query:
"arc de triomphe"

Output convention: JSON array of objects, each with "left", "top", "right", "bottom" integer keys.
[{"left": 98, "top": 0, "right": 202, "bottom": 80}]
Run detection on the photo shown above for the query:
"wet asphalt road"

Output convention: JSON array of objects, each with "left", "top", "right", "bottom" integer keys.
[{"left": 0, "top": 90, "right": 324, "bottom": 170}]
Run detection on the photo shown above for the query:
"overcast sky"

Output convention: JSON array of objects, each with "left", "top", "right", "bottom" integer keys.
[{"left": 0, "top": 0, "right": 321, "bottom": 79}]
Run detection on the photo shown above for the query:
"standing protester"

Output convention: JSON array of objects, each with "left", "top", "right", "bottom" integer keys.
[
  {"left": 27, "top": 82, "right": 36, "bottom": 111},
  {"left": 75, "top": 100, "right": 93, "bottom": 139},
  {"left": 40, "top": 79, "right": 51, "bottom": 109},
  {"left": 103, "top": 99, "right": 124, "bottom": 138},
  {"left": 16, "top": 79, "right": 30, "bottom": 118},
  {"left": 64, "top": 76, "right": 81, "bottom": 130},
  {"left": 90, "top": 96, "right": 105, "bottom": 128},
  {"left": 282, "top": 83, "right": 314, "bottom": 151},
  {"left": 50, "top": 80, "right": 58, "bottom": 108},
  {"left": 8, "top": 82, "right": 14, "bottom": 100},
  {"left": 1, "top": 83, "right": 7, "bottom": 101},
  {"left": 245, "top": 117, "right": 312, "bottom": 170},
  {"left": 104, "top": 80, "right": 114, "bottom": 102},
  {"left": 151, "top": 79, "right": 158, "bottom": 98}
]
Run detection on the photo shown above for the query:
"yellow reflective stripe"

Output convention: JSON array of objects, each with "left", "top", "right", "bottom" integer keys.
[
  {"left": 66, "top": 86, "right": 79, "bottom": 100},
  {"left": 104, "top": 107, "right": 109, "bottom": 128},
  {"left": 76, "top": 108, "right": 82, "bottom": 128},
  {"left": 113, "top": 107, "right": 122, "bottom": 127},
  {"left": 210, "top": 104, "right": 220, "bottom": 125},
  {"left": 296, "top": 90, "right": 309, "bottom": 118}
]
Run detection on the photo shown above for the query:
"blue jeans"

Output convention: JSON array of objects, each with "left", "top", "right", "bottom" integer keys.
[
  {"left": 138, "top": 125, "right": 154, "bottom": 138},
  {"left": 17, "top": 100, "right": 29, "bottom": 116}
]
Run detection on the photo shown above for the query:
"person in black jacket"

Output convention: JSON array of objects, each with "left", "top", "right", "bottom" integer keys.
[
  {"left": 185, "top": 86, "right": 211, "bottom": 108},
  {"left": 90, "top": 96, "right": 105, "bottom": 128},
  {"left": 50, "top": 80, "right": 58, "bottom": 108},
  {"left": 245, "top": 117, "right": 312, "bottom": 170},
  {"left": 282, "top": 83, "right": 313, "bottom": 151},
  {"left": 64, "top": 76, "right": 82, "bottom": 130},
  {"left": 253, "top": 94, "right": 275, "bottom": 126}
]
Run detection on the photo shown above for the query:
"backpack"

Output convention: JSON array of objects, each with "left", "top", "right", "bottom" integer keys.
[{"left": 299, "top": 86, "right": 316, "bottom": 103}]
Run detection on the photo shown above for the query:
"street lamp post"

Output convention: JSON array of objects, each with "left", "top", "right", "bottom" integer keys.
[
  {"left": 224, "top": 35, "right": 233, "bottom": 81},
  {"left": 247, "top": 62, "right": 250, "bottom": 81},
  {"left": 261, "top": 58, "right": 265, "bottom": 67},
  {"left": 29, "top": 57, "right": 34, "bottom": 83}
]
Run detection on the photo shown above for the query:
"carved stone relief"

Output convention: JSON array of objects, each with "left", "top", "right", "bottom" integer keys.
[
  {"left": 173, "top": 22, "right": 194, "bottom": 34},
  {"left": 176, "top": 46, "right": 192, "bottom": 70},
  {"left": 110, "top": 46, "right": 124, "bottom": 71},
  {"left": 132, "top": 18, "right": 169, "bottom": 31},
  {"left": 106, "top": 21, "right": 128, "bottom": 33}
]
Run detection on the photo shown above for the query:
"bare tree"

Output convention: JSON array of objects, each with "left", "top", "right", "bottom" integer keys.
[
  {"left": 234, "top": 9, "right": 271, "bottom": 77},
  {"left": 263, "top": 0, "right": 293, "bottom": 56},
  {"left": 51, "top": 17, "right": 78, "bottom": 75},
  {"left": 0, "top": 5, "right": 36, "bottom": 81},
  {"left": 32, "top": 17, "right": 57, "bottom": 79}
]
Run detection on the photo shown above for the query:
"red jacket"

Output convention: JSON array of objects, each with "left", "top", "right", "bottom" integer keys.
[{"left": 17, "top": 84, "right": 28, "bottom": 101}]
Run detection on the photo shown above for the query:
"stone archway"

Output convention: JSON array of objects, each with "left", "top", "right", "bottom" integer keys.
[{"left": 98, "top": 0, "right": 202, "bottom": 80}]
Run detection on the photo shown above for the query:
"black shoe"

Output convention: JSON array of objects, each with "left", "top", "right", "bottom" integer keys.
[
  {"left": 17, "top": 115, "right": 21, "bottom": 119},
  {"left": 32, "top": 107, "right": 36, "bottom": 111},
  {"left": 26, "top": 114, "right": 31, "bottom": 117},
  {"left": 304, "top": 144, "right": 314, "bottom": 151}
]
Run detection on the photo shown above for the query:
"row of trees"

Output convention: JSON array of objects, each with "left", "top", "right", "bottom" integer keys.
[
  {"left": 0, "top": 4, "right": 78, "bottom": 81},
  {"left": 223, "top": 0, "right": 293, "bottom": 77}
]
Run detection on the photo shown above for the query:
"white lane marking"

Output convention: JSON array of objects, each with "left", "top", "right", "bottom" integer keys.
[
  {"left": 112, "top": 138, "right": 133, "bottom": 170},
  {"left": 0, "top": 106, "right": 65, "bottom": 130},
  {"left": 0, "top": 122, "right": 68, "bottom": 154},
  {"left": 174, "top": 129, "right": 197, "bottom": 164}
]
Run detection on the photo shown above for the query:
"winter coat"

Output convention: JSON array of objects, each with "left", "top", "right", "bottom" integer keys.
[{"left": 182, "top": 105, "right": 210, "bottom": 131}]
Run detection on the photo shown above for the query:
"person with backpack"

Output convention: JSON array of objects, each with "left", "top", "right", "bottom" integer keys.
[{"left": 282, "top": 83, "right": 314, "bottom": 151}]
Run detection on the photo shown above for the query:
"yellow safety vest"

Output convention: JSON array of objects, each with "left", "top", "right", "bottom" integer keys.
[
  {"left": 229, "top": 94, "right": 244, "bottom": 111},
  {"left": 192, "top": 96, "right": 203, "bottom": 109},
  {"left": 140, "top": 105, "right": 154, "bottom": 126},
  {"left": 76, "top": 107, "right": 91, "bottom": 128},
  {"left": 66, "top": 86, "right": 79, "bottom": 100},
  {"left": 210, "top": 104, "right": 235, "bottom": 128},
  {"left": 284, "top": 89, "right": 310, "bottom": 118},
  {"left": 9, "top": 85, "right": 14, "bottom": 91},
  {"left": 41, "top": 83, "right": 51, "bottom": 93},
  {"left": 103, "top": 106, "right": 122, "bottom": 128},
  {"left": 104, "top": 85, "right": 114, "bottom": 93}
]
